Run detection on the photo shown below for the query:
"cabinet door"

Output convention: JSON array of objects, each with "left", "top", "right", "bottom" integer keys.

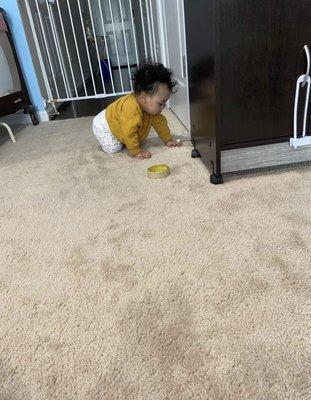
[
  {"left": 217, "top": 1, "right": 311, "bottom": 146},
  {"left": 184, "top": 0, "right": 219, "bottom": 173}
]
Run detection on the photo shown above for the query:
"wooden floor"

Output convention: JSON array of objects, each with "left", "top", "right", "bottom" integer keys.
[
  {"left": 52, "top": 75, "right": 121, "bottom": 120},
  {"left": 52, "top": 96, "right": 121, "bottom": 120}
]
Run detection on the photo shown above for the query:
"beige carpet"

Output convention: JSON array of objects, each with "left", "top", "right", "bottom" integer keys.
[{"left": 0, "top": 110, "right": 311, "bottom": 400}]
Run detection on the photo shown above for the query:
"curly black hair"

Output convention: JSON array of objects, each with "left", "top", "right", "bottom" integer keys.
[{"left": 132, "top": 62, "right": 177, "bottom": 95}]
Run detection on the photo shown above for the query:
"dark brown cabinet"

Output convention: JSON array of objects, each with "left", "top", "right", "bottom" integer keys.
[{"left": 184, "top": 1, "right": 311, "bottom": 183}]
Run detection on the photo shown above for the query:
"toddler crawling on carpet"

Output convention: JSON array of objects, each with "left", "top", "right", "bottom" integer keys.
[{"left": 92, "top": 62, "right": 181, "bottom": 159}]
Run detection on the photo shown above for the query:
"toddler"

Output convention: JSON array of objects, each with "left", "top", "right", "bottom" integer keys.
[{"left": 92, "top": 62, "right": 181, "bottom": 159}]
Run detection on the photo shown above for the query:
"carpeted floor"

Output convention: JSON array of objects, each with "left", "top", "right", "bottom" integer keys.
[{"left": 0, "top": 110, "right": 311, "bottom": 400}]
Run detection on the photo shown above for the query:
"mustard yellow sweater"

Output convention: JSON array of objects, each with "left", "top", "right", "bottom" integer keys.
[{"left": 105, "top": 93, "right": 171, "bottom": 155}]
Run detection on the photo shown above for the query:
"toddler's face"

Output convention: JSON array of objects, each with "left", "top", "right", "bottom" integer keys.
[{"left": 142, "top": 83, "right": 172, "bottom": 116}]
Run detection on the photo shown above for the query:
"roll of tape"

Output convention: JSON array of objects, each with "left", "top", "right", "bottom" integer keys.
[{"left": 147, "top": 164, "right": 170, "bottom": 179}]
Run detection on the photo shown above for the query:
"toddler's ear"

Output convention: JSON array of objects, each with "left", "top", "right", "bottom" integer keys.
[{"left": 141, "top": 91, "right": 149, "bottom": 103}]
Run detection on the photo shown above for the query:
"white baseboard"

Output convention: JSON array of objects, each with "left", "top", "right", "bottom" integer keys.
[{"left": 38, "top": 110, "right": 50, "bottom": 122}]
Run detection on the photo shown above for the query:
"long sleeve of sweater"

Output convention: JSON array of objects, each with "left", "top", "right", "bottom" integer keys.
[
  {"left": 121, "top": 113, "right": 142, "bottom": 156},
  {"left": 151, "top": 114, "right": 171, "bottom": 143}
]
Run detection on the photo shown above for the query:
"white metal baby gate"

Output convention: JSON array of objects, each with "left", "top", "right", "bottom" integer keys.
[{"left": 23, "top": 0, "right": 158, "bottom": 104}]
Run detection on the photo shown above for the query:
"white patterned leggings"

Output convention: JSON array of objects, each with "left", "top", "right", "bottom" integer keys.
[{"left": 92, "top": 110, "right": 124, "bottom": 154}]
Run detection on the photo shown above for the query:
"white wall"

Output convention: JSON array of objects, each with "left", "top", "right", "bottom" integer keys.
[{"left": 0, "top": 46, "right": 13, "bottom": 95}]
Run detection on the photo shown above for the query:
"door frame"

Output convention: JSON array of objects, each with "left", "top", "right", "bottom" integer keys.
[{"left": 155, "top": 0, "right": 190, "bottom": 130}]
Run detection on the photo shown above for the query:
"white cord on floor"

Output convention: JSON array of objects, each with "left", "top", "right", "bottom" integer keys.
[{"left": 0, "top": 122, "right": 16, "bottom": 143}]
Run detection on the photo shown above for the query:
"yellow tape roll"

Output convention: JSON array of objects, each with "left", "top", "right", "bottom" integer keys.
[{"left": 147, "top": 164, "right": 170, "bottom": 179}]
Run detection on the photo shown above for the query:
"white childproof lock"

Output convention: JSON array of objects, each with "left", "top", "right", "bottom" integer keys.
[{"left": 290, "top": 45, "right": 311, "bottom": 149}]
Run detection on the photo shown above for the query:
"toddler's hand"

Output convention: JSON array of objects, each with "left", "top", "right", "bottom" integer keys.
[
  {"left": 135, "top": 150, "right": 152, "bottom": 160},
  {"left": 165, "top": 139, "right": 182, "bottom": 147}
]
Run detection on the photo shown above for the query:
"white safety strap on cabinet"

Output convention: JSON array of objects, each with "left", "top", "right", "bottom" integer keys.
[{"left": 290, "top": 45, "right": 311, "bottom": 149}]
